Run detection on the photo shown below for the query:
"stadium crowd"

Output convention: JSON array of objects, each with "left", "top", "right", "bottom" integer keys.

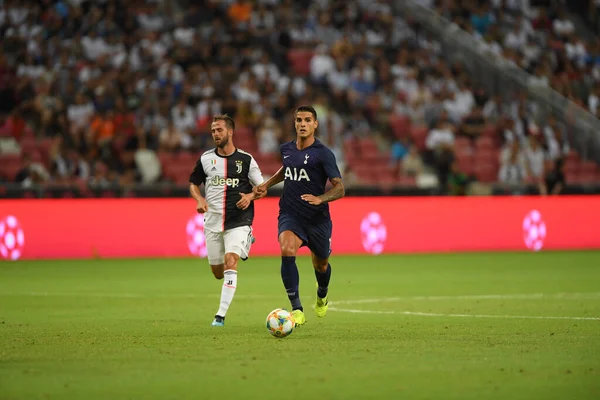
[{"left": 0, "top": 0, "right": 598, "bottom": 195}]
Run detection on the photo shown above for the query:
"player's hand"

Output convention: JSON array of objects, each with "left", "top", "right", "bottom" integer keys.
[
  {"left": 301, "top": 194, "right": 322, "bottom": 205},
  {"left": 236, "top": 193, "right": 253, "bottom": 210},
  {"left": 253, "top": 184, "right": 267, "bottom": 200},
  {"left": 196, "top": 198, "right": 208, "bottom": 214}
]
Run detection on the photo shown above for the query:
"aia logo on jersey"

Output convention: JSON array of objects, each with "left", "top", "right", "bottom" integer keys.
[
  {"left": 284, "top": 167, "right": 310, "bottom": 181},
  {"left": 210, "top": 176, "right": 240, "bottom": 187}
]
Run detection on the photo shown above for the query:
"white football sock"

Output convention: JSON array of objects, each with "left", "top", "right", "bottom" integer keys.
[{"left": 217, "top": 269, "right": 237, "bottom": 317}]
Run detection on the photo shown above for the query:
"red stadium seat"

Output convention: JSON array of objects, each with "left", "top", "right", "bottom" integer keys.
[
  {"left": 563, "top": 159, "right": 579, "bottom": 175},
  {"left": 473, "top": 163, "right": 498, "bottom": 183},
  {"left": 580, "top": 161, "right": 598, "bottom": 174},
  {"left": 157, "top": 151, "right": 174, "bottom": 167},
  {"left": 359, "top": 137, "right": 378, "bottom": 152},
  {"left": 19, "top": 137, "right": 38, "bottom": 154},
  {"left": 410, "top": 126, "right": 428, "bottom": 151},
  {"left": 235, "top": 127, "right": 253, "bottom": 138},
  {"left": 390, "top": 114, "right": 411, "bottom": 139},
  {"left": 457, "top": 158, "right": 474, "bottom": 176},
  {"left": 351, "top": 164, "right": 374, "bottom": 182},
  {"left": 475, "top": 136, "right": 495, "bottom": 151},
  {"left": 565, "top": 150, "right": 579, "bottom": 163},
  {"left": 343, "top": 138, "right": 359, "bottom": 154},
  {"left": 396, "top": 175, "right": 416, "bottom": 186},
  {"left": 0, "top": 163, "right": 22, "bottom": 181},
  {"left": 287, "top": 49, "right": 313, "bottom": 76},
  {"left": 577, "top": 172, "right": 597, "bottom": 184},
  {"left": 173, "top": 151, "right": 196, "bottom": 165}
]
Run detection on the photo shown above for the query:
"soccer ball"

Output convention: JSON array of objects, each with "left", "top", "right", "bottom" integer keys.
[{"left": 266, "top": 308, "right": 295, "bottom": 338}]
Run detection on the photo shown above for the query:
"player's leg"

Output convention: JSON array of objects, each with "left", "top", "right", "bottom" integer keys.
[
  {"left": 311, "top": 252, "right": 331, "bottom": 317},
  {"left": 307, "top": 219, "right": 333, "bottom": 317},
  {"left": 278, "top": 214, "right": 309, "bottom": 325},
  {"left": 214, "top": 226, "right": 253, "bottom": 324},
  {"left": 205, "top": 230, "right": 227, "bottom": 326},
  {"left": 210, "top": 264, "right": 224, "bottom": 280},
  {"left": 279, "top": 230, "right": 306, "bottom": 325}
]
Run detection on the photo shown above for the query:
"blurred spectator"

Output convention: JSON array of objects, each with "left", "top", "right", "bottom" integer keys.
[
  {"left": 543, "top": 115, "right": 570, "bottom": 161},
  {"left": 426, "top": 111, "right": 456, "bottom": 187},
  {"left": 0, "top": 0, "right": 596, "bottom": 194},
  {"left": 257, "top": 117, "right": 282, "bottom": 156},
  {"left": 390, "top": 137, "right": 409, "bottom": 171},
  {"left": 159, "top": 119, "right": 186, "bottom": 152},
  {"left": 401, "top": 144, "right": 424, "bottom": 178},
  {"left": 524, "top": 134, "right": 545, "bottom": 184},
  {"left": 135, "top": 133, "right": 161, "bottom": 184},
  {"left": 447, "top": 161, "right": 469, "bottom": 195},
  {"left": 541, "top": 158, "right": 565, "bottom": 195},
  {"left": 499, "top": 140, "right": 527, "bottom": 185},
  {"left": 460, "top": 106, "right": 486, "bottom": 141},
  {"left": 15, "top": 154, "right": 50, "bottom": 187}
]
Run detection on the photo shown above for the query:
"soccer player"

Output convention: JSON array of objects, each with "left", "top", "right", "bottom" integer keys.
[
  {"left": 189, "top": 114, "right": 264, "bottom": 327},
  {"left": 253, "top": 105, "right": 345, "bottom": 325}
]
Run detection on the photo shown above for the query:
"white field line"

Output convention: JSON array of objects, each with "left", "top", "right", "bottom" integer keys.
[
  {"left": 328, "top": 307, "right": 600, "bottom": 321},
  {"left": 330, "top": 292, "right": 600, "bottom": 305}
]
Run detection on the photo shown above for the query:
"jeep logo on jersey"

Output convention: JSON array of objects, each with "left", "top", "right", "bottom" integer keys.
[
  {"left": 284, "top": 167, "right": 310, "bottom": 181},
  {"left": 210, "top": 176, "right": 240, "bottom": 187},
  {"left": 235, "top": 160, "right": 243, "bottom": 174}
]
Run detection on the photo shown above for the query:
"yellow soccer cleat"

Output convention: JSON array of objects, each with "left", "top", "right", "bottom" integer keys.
[
  {"left": 291, "top": 309, "right": 306, "bottom": 326},
  {"left": 315, "top": 294, "right": 328, "bottom": 318}
]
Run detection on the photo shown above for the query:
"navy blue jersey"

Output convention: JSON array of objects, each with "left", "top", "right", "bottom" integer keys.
[{"left": 279, "top": 139, "right": 342, "bottom": 222}]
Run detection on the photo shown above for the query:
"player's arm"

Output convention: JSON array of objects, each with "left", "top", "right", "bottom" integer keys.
[
  {"left": 189, "top": 184, "right": 208, "bottom": 213},
  {"left": 253, "top": 166, "right": 284, "bottom": 199},
  {"left": 318, "top": 177, "right": 345, "bottom": 203},
  {"left": 301, "top": 177, "right": 345, "bottom": 205},
  {"left": 189, "top": 158, "right": 208, "bottom": 213},
  {"left": 237, "top": 157, "right": 264, "bottom": 210},
  {"left": 301, "top": 148, "right": 345, "bottom": 205}
]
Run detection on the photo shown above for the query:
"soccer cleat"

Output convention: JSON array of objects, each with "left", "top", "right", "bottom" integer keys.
[
  {"left": 315, "top": 294, "right": 328, "bottom": 318},
  {"left": 291, "top": 309, "right": 306, "bottom": 326},
  {"left": 211, "top": 315, "right": 225, "bottom": 327}
]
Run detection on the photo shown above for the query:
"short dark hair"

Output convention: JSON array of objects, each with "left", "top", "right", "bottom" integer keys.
[
  {"left": 294, "top": 105, "right": 317, "bottom": 120},
  {"left": 212, "top": 114, "right": 235, "bottom": 131}
]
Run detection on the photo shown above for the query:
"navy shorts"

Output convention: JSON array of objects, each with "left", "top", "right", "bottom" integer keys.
[{"left": 278, "top": 213, "right": 332, "bottom": 259}]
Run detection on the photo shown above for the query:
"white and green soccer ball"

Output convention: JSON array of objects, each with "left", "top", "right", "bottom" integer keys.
[{"left": 266, "top": 308, "right": 295, "bottom": 338}]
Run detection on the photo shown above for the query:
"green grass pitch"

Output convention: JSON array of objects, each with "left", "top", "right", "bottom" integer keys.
[{"left": 1, "top": 252, "right": 600, "bottom": 400}]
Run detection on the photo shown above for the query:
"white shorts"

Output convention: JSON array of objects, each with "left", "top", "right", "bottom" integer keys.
[{"left": 205, "top": 225, "right": 254, "bottom": 266}]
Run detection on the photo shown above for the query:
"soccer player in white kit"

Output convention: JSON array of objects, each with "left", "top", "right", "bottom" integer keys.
[{"left": 189, "top": 115, "right": 264, "bottom": 326}]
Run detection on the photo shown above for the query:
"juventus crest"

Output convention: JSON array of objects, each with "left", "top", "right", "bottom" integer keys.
[{"left": 235, "top": 160, "right": 243, "bottom": 174}]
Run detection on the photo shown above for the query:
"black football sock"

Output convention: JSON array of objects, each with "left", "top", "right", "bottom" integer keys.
[
  {"left": 315, "top": 263, "right": 331, "bottom": 299},
  {"left": 281, "top": 256, "right": 302, "bottom": 311}
]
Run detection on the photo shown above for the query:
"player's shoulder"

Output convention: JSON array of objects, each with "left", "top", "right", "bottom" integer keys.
[
  {"left": 313, "top": 139, "right": 335, "bottom": 156},
  {"left": 280, "top": 141, "right": 295, "bottom": 152},
  {"left": 200, "top": 148, "right": 216, "bottom": 160},
  {"left": 236, "top": 148, "right": 255, "bottom": 162}
]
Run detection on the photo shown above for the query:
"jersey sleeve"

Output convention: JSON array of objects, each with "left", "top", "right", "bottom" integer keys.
[
  {"left": 322, "top": 148, "right": 342, "bottom": 180},
  {"left": 248, "top": 156, "right": 264, "bottom": 186},
  {"left": 189, "top": 157, "right": 206, "bottom": 186}
]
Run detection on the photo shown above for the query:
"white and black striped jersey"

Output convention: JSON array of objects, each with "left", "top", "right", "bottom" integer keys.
[{"left": 189, "top": 148, "right": 264, "bottom": 232}]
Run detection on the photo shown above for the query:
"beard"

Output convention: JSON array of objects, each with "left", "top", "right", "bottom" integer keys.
[{"left": 215, "top": 135, "right": 230, "bottom": 148}]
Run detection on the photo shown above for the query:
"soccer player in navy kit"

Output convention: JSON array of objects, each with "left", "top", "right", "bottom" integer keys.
[{"left": 254, "top": 105, "right": 345, "bottom": 325}]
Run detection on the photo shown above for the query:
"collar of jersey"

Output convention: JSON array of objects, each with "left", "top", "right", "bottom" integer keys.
[
  {"left": 214, "top": 148, "right": 238, "bottom": 158},
  {"left": 293, "top": 138, "right": 319, "bottom": 150}
]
